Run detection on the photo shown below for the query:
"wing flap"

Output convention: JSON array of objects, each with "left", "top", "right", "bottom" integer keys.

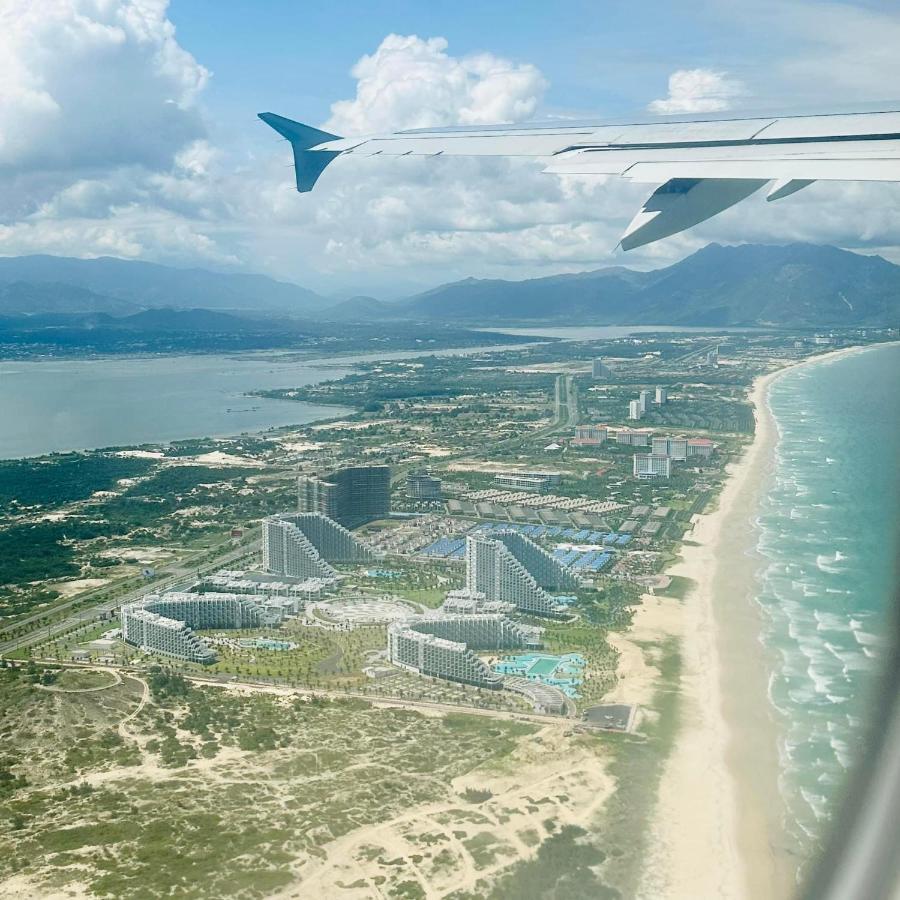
[{"left": 621, "top": 179, "right": 768, "bottom": 250}]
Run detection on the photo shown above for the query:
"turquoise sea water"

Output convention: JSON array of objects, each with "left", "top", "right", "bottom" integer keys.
[{"left": 756, "top": 343, "right": 900, "bottom": 854}]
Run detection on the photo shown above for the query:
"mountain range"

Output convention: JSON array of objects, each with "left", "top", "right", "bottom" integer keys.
[
  {"left": 396, "top": 243, "right": 900, "bottom": 327},
  {"left": 0, "top": 255, "right": 326, "bottom": 316},
  {"left": 0, "top": 243, "right": 897, "bottom": 328}
]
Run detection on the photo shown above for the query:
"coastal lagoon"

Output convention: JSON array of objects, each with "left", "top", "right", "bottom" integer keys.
[
  {"left": 0, "top": 343, "right": 527, "bottom": 459},
  {"left": 0, "top": 354, "right": 352, "bottom": 459},
  {"left": 757, "top": 343, "right": 900, "bottom": 852}
]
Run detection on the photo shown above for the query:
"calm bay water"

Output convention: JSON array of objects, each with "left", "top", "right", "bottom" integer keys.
[
  {"left": 756, "top": 343, "right": 900, "bottom": 853},
  {"left": 0, "top": 354, "right": 352, "bottom": 459},
  {"left": 0, "top": 343, "right": 537, "bottom": 459}
]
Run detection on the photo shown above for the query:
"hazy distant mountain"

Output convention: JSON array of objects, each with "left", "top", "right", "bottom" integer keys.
[
  {"left": 113, "top": 307, "right": 287, "bottom": 332},
  {"left": 0, "top": 255, "right": 328, "bottom": 315},
  {"left": 3, "top": 244, "right": 898, "bottom": 328},
  {"left": 0, "top": 281, "right": 140, "bottom": 317},
  {"left": 399, "top": 243, "right": 900, "bottom": 327},
  {"left": 319, "top": 295, "right": 395, "bottom": 321}
]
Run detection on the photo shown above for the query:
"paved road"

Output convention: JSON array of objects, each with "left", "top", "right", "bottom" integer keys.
[
  {"left": 184, "top": 671, "right": 576, "bottom": 726},
  {"left": 0, "top": 540, "right": 259, "bottom": 657}
]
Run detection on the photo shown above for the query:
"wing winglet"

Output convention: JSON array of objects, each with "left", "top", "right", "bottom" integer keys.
[{"left": 258, "top": 112, "right": 342, "bottom": 192}]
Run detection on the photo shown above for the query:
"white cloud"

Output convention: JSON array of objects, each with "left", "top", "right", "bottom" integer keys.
[
  {"left": 0, "top": 0, "right": 208, "bottom": 176},
  {"left": 648, "top": 68, "right": 745, "bottom": 114},
  {"left": 324, "top": 34, "right": 547, "bottom": 135},
  {"left": 0, "top": 0, "right": 229, "bottom": 266},
  {"left": 718, "top": 0, "right": 900, "bottom": 107}
]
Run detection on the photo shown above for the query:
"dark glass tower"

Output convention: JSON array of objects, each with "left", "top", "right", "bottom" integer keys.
[{"left": 298, "top": 465, "right": 390, "bottom": 528}]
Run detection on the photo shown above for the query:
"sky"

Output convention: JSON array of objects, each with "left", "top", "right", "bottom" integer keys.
[{"left": 1, "top": 0, "right": 900, "bottom": 297}]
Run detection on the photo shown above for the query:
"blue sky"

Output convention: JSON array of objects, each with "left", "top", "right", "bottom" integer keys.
[
  {"left": 2, "top": 1, "right": 900, "bottom": 296},
  {"left": 167, "top": 0, "right": 900, "bottom": 131},
  {"left": 169, "top": 1, "right": 707, "bottom": 124}
]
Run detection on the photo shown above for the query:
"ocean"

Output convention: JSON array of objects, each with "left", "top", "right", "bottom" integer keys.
[{"left": 755, "top": 342, "right": 900, "bottom": 855}]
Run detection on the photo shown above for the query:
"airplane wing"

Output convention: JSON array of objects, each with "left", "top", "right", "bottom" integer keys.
[{"left": 258, "top": 109, "right": 900, "bottom": 249}]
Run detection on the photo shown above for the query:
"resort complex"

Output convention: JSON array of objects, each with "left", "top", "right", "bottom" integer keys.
[{"left": 261, "top": 512, "right": 374, "bottom": 580}]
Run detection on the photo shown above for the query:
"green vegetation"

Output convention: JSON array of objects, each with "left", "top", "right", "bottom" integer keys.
[
  {"left": 589, "top": 639, "right": 682, "bottom": 896},
  {"left": 1, "top": 327, "right": 862, "bottom": 897},
  {"left": 489, "top": 825, "right": 618, "bottom": 899},
  {"left": 0, "top": 453, "right": 155, "bottom": 509}
]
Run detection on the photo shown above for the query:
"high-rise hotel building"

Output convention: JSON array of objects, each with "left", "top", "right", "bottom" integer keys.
[
  {"left": 262, "top": 513, "right": 374, "bottom": 580},
  {"left": 573, "top": 425, "right": 607, "bottom": 446},
  {"left": 651, "top": 435, "right": 688, "bottom": 460},
  {"left": 465, "top": 531, "right": 576, "bottom": 618},
  {"left": 638, "top": 390, "right": 652, "bottom": 414},
  {"left": 388, "top": 614, "right": 540, "bottom": 689}
]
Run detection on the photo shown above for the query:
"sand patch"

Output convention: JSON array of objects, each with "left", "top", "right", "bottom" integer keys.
[
  {"left": 311, "top": 420, "right": 391, "bottom": 431},
  {"left": 272, "top": 723, "right": 613, "bottom": 899},
  {"left": 192, "top": 451, "right": 264, "bottom": 467},
  {"left": 54, "top": 578, "right": 109, "bottom": 598}
]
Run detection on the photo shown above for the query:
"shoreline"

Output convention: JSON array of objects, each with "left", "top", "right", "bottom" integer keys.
[{"left": 632, "top": 345, "right": 869, "bottom": 898}]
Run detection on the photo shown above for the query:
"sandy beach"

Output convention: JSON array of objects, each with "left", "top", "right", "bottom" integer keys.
[{"left": 616, "top": 347, "right": 867, "bottom": 900}]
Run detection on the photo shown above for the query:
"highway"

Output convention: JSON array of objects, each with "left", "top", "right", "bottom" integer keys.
[{"left": 0, "top": 539, "right": 259, "bottom": 658}]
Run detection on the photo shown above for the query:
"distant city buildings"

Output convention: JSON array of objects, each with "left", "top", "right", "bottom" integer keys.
[
  {"left": 298, "top": 464, "right": 390, "bottom": 529},
  {"left": 651, "top": 435, "right": 688, "bottom": 461},
  {"left": 638, "top": 390, "right": 652, "bottom": 414},
  {"left": 262, "top": 513, "right": 374, "bottom": 581},
  {"left": 493, "top": 471, "right": 562, "bottom": 493},
  {"left": 654, "top": 386, "right": 668, "bottom": 405},
  {"left": 687, "top": 438, "right": 714, "bottom": 458},
  {"left": 628, "top": 399, "right": 643, "bottom": 420},
  {"left": 466, "top": 531, "right": 577, "bottom": 617},
  {"left": 573, "top": 424, "right": 607, "bottom": 446},
  {"left": 633, "top": 454, "right": 672, "bottom": 479},
  {"left": 406, "top": 471, "right": 442, "bottom": 500},
  {"left": 706, "top": 346, "right": 719, "bottom": 367}
]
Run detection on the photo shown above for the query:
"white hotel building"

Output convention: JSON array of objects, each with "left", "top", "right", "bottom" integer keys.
[
  {"left": 388, "top": 614, "right": 540, "bottom": 688},
  {"left": 633, "top": 454, "right": 672, "bottom": 479}
]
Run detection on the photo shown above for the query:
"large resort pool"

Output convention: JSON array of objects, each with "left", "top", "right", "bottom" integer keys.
[{"left": 493, "top": 652, "right": 586, "bottom": 697}]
